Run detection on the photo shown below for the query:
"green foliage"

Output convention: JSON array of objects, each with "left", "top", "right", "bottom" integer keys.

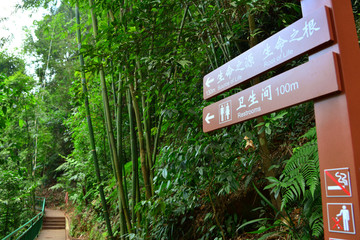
[
  {"left": 54, "top": 0, "right": 315, "bottom": 237},
  {"left": 7, "top": 0, "right": 359, "bottom": 239},
  {"left": 0, "top": 57, "right": 48, "bottom": 235},
  {"left": 255, "top": 111, "right": 287, "bottom": 135},
  {"left": 261, "top": 127, "right": 323, "bottom": 239},
  {"left": 0, "top": 166, "right": 35, "bottom": 236},
  {"left": 22, "top": 2, "right": 78, "bottom": 185},
  {"left": 0, "top": 51, "right": 25, "bottom": 76}
]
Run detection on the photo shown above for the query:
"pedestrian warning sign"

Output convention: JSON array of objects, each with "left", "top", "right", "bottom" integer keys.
[
  {"left": 324, "top": 168, "right": 352, "bottom": 197},
  {"left": 327, "top": 203, "right": 355, "bottom": 234}
]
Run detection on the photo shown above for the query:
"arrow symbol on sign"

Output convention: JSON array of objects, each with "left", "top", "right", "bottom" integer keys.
[
  {"left": 206, "top": 77, "right": 214, "bottom": 88},
  {"left": 205, "top": 113, "right": 214, "bottom": 124}
]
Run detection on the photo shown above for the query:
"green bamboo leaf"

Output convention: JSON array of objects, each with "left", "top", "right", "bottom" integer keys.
[
  {"left": 162, "top": 168, "right": 168, "bottom": 178},
  {"left": 236, "top": 218, "right": 269, "bottom": 232},
  {"left": 19, "top": 119, "right": 25, "bottom": 128},
  {"left": 177, "top": 59, "right": 192, "bottom": 68},
  {"left": 253, "top": 183, "right": 285, "bottom": 218}
]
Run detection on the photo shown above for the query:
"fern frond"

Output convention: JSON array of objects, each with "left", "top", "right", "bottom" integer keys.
[{"left": 265, "top": 127, "right": 323, "bottom": 237}]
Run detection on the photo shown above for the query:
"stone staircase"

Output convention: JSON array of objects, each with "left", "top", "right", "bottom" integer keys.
[
  {"left": 42, "top": 216, "right": 66, "bottom": 230},
  {"left": 37, "top": 209, "right": 66, "bottom": 240}
]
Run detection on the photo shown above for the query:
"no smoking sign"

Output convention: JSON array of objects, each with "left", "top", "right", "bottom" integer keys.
[{"left": 324, "top": 168, "right": 352, "bottom": 197}]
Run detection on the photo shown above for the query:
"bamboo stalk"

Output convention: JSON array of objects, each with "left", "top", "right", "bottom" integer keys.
[
  {"left": 102, "top": 73, "right": 129, "bottom": 237},
  {"left": 89, "top": 0, "right": 132, "bottom": 232},
  {"left": 116, "top": 72, "right": 127, "bottom": 239},
  {"left": 129, "top": 83, "right": 152, "bottom": 199},
  {"left": 142, "top": 94, "right": 154, "bottom": 195},
  {"left": 75, "top": 3, "right": 114, "bottom": 238},
  {"left": 127, "top": 89, "right": 141, "bottom": 227},
  {"left": 187, "top": 9, "right": 217, "bottom": 70},
  {"left": 151, "top": 111, "right": 163, "bottom": 166}
]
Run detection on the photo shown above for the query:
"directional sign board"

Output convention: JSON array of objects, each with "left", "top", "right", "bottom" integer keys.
[
  {"left": 203, "top": 6, "right": 334, "bottom": 100},
  {"left": 203, "top": 52, "right": 340, "bottom": 132},
  {"left": 325, "top": 168, "right": 352, "bottom": 197}
]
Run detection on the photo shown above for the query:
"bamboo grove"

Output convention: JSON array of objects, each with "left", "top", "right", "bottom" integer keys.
[{"left": 1, "top": 0, "right": 360, "bottom": 239}]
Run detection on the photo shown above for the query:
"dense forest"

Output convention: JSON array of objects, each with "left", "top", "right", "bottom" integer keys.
[{"left": 1, "top": 0, "right": 360, "bottom": 239}]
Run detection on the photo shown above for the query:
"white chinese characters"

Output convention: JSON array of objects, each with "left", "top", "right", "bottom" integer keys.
[
  {"left": 237, "top": 85, "right": 273, "bottom": 111},
  {"left": 248, "top": 90, "right": 258, "bottom": 107},
  {"left": 236, "top": 96, "right": 246, "bottom": 111},
  {"left": 217, "top": 70, "right": 225, "bottom": 84},
  {"left": 263, "top": 43, "right": 274, "bottom": 60},
  {"left": 262, "top": 85, "right": 272, "bottom": 101},
  {"left": 263, "top": 18, "right": 321, "bottom": 60}
]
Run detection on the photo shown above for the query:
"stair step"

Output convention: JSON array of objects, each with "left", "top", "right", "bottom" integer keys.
[
  {"left": 43, "top": 222, "right": 65, "bottom": 224},
  {"left": 43, "top": 216, "right": 66, "bottom": 229},
  {"left": 44, "top": 217, "right": 65, "bottom": 220},
  {"left": 44, "top": 222, "right": 65, "bottom": 225},
  {"left": 42, "top": 225, "right": 65, "bottom": 229},
  {"left": 43, "top": 223, "right": 65, "bottom": 225},
  {"left": 44, "top": 220, "right": 65, "bottom": 223},
  {"left": 43, "top": 223, "right": 65, "bottom": 229},
  {"left": 43, "top": 222, "right": 65, "bottom": 225}
]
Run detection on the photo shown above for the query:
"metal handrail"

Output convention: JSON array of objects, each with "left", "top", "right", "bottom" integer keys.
[{"left": 2, "top": 197, "right": 46, "bottom": 240}]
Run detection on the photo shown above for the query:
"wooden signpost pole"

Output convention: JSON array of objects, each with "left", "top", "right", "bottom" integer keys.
[{"left": 301, "top": 0, "right": 360, "bottom": 239}]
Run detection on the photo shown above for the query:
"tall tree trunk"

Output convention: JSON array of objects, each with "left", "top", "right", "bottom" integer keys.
[
  {"left": 246, "top": 5, "right": 282, "bottom": 211},
  {"left": 75, "top": 4, "right": 114, "bottom": 238},
  {"left": 88, "top": 0, "right": 132, "bottom": 232}
]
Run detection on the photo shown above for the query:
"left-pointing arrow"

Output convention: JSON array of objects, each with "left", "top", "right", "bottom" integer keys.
[
  {"left": 205, "top": 112, "right": 215, "bottom": 124},
  {"left": 205, "top": 77, "right": 214, "bottom": 88}
]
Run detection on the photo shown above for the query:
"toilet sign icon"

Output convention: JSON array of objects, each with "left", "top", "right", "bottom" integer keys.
[
  {"left": 219, "top": 100, "right": 232, "bottom": 124},
  {"left": 327, "top": 203, "right": 355, "bottom": 234},
  {"left": 324, "top": 168, "right": 352, "bottom": 197}
]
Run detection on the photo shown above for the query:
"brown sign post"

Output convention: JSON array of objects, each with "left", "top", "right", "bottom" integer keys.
[
  {"left": 302, "top": 0, "right": 360, "bottom": 239},
  {"left": 202, "top": 0, "right": 360, "bottom": 238}
]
